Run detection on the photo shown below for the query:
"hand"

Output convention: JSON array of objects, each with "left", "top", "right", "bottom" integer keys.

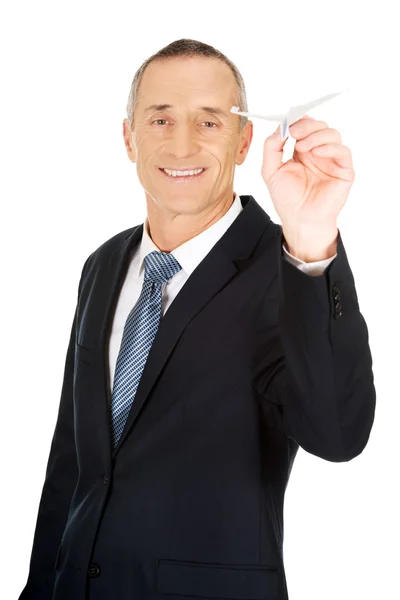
[{"left": 261, "top": 116, "right": 355, "bottom": 260}]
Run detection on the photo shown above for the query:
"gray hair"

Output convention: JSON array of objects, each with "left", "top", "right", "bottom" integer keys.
[{"left": 126, "top": 38, "right": 248, "bottom": 132}]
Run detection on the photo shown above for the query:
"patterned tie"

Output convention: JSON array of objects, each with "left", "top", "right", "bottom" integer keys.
[{"left": 110, "top": 250, "right": 182, "bottom": 449}]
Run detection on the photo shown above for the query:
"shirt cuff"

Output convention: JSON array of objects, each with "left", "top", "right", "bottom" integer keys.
[{"left": 282, "top": 242, "right": 337, "bottom": 276}]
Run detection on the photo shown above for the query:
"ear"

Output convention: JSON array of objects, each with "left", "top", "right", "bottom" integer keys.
[
  {"left": 122, "top": 118, "right": 137, "bottom": 163},
  {"left": 235, "top": 120, "right": 253, "bottom": 166}
]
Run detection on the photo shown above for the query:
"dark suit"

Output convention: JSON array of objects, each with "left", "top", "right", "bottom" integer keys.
[{"left": 19, "top": 195, "right": 375, "bottom": 600}]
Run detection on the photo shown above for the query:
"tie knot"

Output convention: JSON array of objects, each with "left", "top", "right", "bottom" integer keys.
[{"left": 143, "top": 251, "right": 182, "bottom": 285}]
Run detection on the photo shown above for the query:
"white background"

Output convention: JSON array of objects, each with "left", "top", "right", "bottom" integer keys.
[{"left": 1, "top": 0, "right": 399, "bottom": 598}]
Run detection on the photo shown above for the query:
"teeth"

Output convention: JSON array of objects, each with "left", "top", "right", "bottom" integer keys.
[{"left": 163, "top": 168, "right": 204, "bottom": 177}]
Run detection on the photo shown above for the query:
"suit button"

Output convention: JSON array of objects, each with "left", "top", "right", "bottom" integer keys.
[
  {"left": 88, "top": 563, "right": 101, "bottom": 577},
  {"left": 103, "top": 475, "right": 109, "bottom": 485}
]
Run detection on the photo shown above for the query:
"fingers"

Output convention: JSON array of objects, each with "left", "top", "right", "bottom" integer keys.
[
  {"left": 289, "top": 116, "right": 329, "bottom": 139},
  {"left": 289, "top": 117, "right": 351, "bottom": 168},
  {"left": 262, "top": 115, "right": 353, "bottom": 182},
  {"left": 295, "top": 127, "right": 342, "bottom": 152},
  {"left": 312, "top": 143, "right": 354, "bottom": 170}
]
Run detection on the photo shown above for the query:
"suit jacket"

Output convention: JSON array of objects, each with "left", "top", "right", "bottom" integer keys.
[{"left": 19, "top": 195, "right": 376, "bottom": 600}]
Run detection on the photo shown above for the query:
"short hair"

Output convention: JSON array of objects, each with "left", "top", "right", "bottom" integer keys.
[{"left": 126, "top": 38, "right": 248, "bottom": 132}]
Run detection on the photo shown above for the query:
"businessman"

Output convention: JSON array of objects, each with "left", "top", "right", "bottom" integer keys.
[{"left": 19, "top": 38, "right": 376, "bottom": 600}]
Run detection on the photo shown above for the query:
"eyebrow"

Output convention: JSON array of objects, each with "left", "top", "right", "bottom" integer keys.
[{"left": 144, "top": 104, "right": 229, "bottom": 118}]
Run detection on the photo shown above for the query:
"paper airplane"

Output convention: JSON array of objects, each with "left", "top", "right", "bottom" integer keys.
[{"left": 230, "top": 90, "right": 346, "bottom": 139}]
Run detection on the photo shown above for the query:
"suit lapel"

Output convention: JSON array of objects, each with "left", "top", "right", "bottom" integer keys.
[{"left": 79, "top": 225, "right": 144, "bottom": 470}]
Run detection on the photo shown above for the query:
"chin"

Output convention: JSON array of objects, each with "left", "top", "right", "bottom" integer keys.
[{"left": 158, "top": 193, "right": 209, "bottom": 212}]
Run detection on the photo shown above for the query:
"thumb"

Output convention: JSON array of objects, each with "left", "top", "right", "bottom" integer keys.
[{"left": 261, "top": 124, "right": 288, "bottom": 183}]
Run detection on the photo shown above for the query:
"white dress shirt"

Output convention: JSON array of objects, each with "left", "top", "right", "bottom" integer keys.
[{"left": 108, "top": 193, "right": 337, "bottom": 392}]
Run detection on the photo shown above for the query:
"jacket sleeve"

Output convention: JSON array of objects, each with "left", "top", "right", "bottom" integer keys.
[
  {"left": 18, "top": 255, "right": 90, "bottom": 599},
  {"left": 266, "top": 228, "right": 376, "bottom": 462}
]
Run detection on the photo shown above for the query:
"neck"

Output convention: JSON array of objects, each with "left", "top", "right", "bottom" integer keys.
[{"left": 145, "top": 192, "right": 235, "bottom": 252}]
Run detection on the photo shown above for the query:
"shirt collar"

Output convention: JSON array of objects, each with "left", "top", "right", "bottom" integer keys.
[{"left": 138, "top": 192, "right": 243, "bottom": 278}]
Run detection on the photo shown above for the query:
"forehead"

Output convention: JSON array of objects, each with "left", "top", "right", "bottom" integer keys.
[{"left": 137, "top": 57, "right": 237, "bottom": 108}]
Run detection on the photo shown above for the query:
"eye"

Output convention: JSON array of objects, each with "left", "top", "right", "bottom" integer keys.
[{"left": 151, "top": 119, "right": 217, "bottom": 128}]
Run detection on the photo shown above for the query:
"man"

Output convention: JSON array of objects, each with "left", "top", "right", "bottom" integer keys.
[{"left": 19, "top": 38, "right": 376, "bottom": 600}]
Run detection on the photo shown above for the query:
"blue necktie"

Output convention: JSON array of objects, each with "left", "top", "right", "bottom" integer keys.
[{"left": 110, "top": 250, "right": 182, "bottom": 449}]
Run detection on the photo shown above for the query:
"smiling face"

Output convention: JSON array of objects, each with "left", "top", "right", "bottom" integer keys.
[{"left": 123, "top": 56, "right": 253, "bottom": 226}]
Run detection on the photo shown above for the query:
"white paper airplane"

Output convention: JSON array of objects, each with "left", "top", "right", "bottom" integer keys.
[{"left": 230, "top": 90, "right": 346, "bottom": 139}]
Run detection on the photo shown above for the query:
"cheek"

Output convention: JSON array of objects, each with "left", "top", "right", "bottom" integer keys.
[
  {"left": 206, "top": 134, "right": 237, "bottom": 160},
  {"left": 134, "top": 138, "right": 159, "bottom": 170},
  {"left": 213, "top": 142, "right": 238, "bottom": 172}
]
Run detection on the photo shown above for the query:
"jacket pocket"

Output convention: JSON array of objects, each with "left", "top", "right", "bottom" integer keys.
[{"left": 156, "top": 559, "right": 280, "bottom": 599}]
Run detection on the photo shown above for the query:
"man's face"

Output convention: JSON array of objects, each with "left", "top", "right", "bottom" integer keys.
[{"left": 123, "top": 57, "right": 253, "bottom": 216}]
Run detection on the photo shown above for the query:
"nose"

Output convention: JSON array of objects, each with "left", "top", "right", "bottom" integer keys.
[{"left": 166, "top": 122, "right": 201, "bottom": 160}]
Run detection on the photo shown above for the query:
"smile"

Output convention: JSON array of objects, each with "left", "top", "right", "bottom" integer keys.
[{"left": 159, "top": 168, "right": 207, "bottom": 180}]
